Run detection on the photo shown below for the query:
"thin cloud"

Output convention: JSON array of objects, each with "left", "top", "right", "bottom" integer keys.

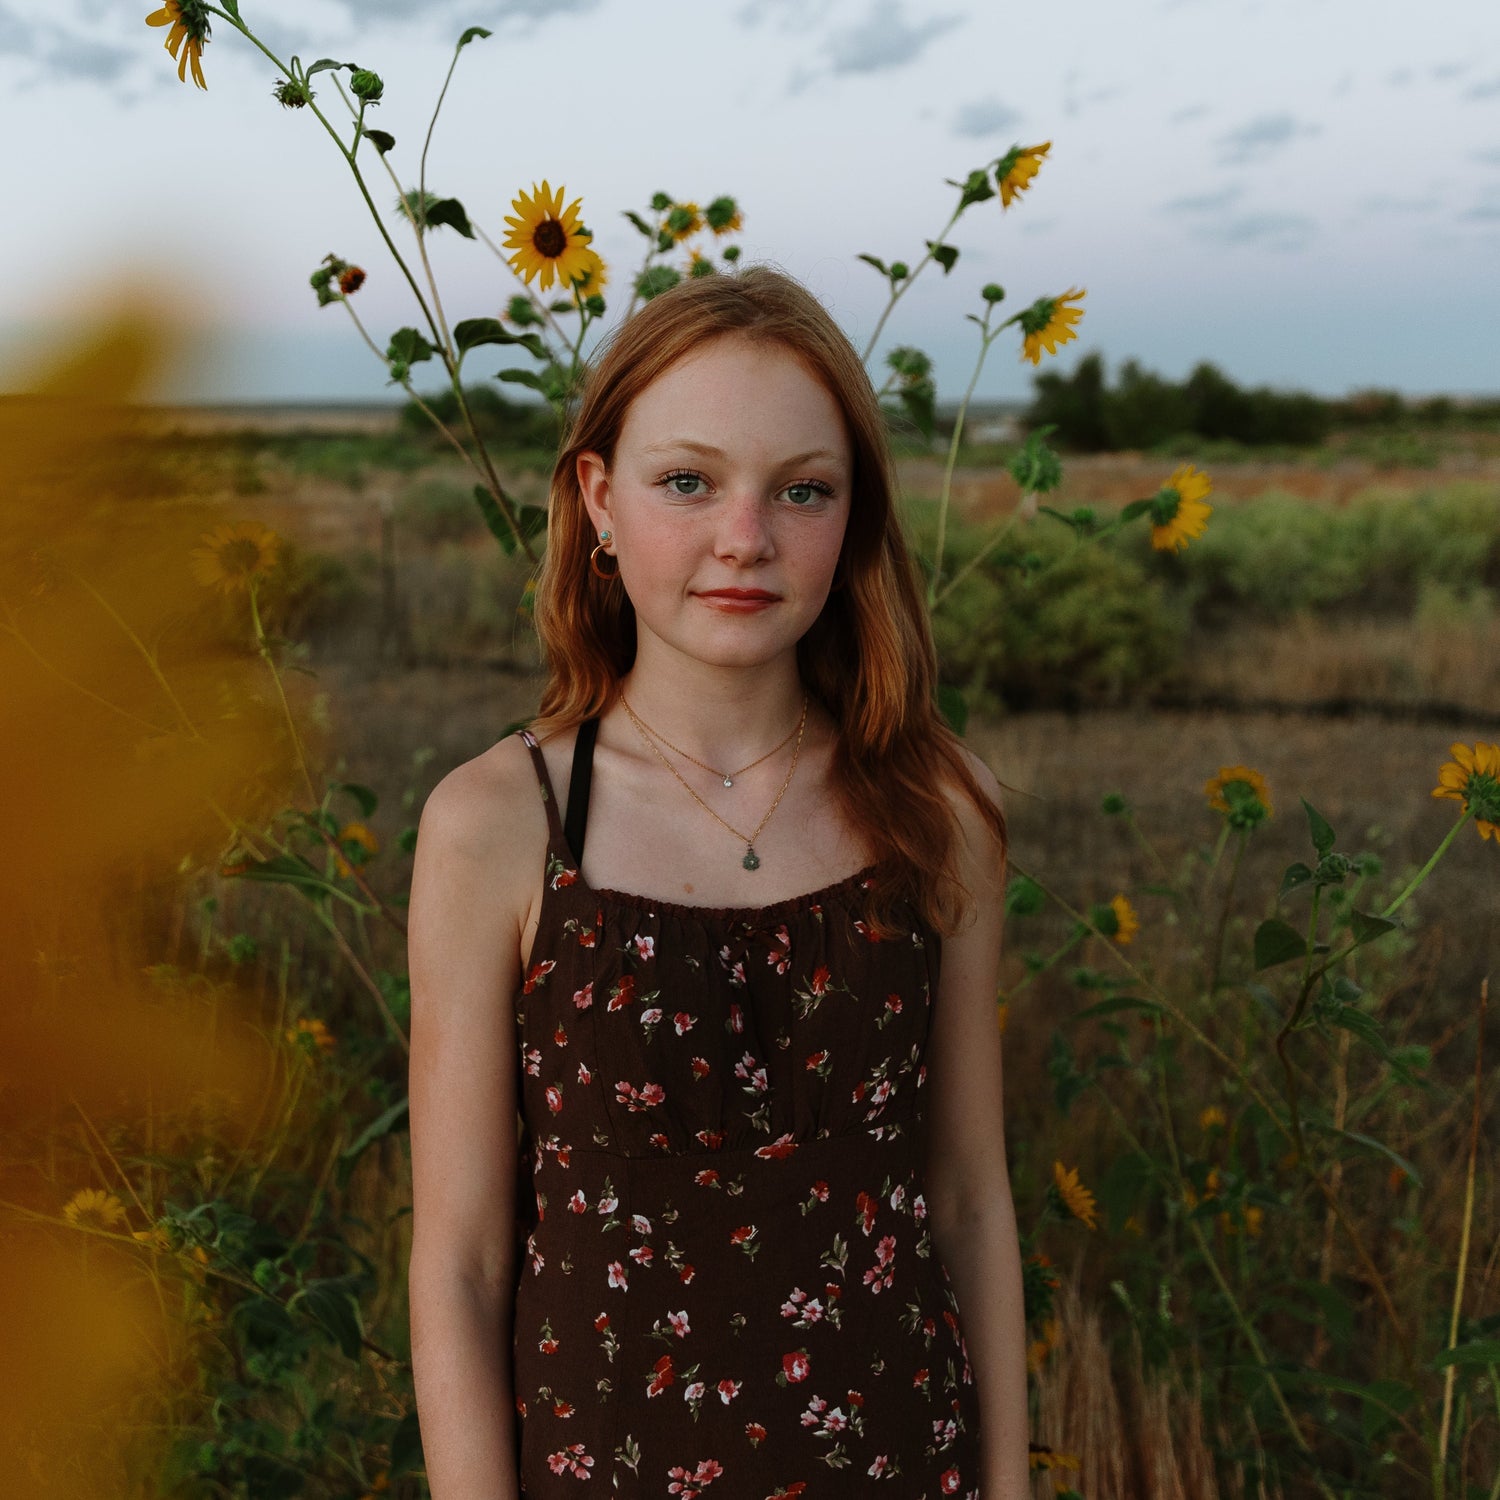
[
  {"left": 1464, "top": 76, "right": 1500, "bottom": 101},
  {"left": 337, "top": 0, "right": 601, "bottom": 19},
  {"left": 1359, "top": 194, "right": 1440, "bottom": 214},
  {"left": 1169, "top": 103, "right": 1211, "bottom": 124},
  {"left": 1215, "top": 112, "right": 1319, "bottom": 165},
  {"left": 952, "top": 96, "right": 1021, "bottom": 139},
  {"left": 1197, "top": 212, "right": 1316, "bottom": 251},
  {"left": 1474, "top": 148, "right": 1500, "bottom": 166},
  {"left": 735, "top": 0, "right": 836, "bottom": 27},
  {"left": 1164, "top": 185, "right": 1242, "bottom": 212},
  {"left": 826, "top": 0, "right": 963, "bottom": 76}
]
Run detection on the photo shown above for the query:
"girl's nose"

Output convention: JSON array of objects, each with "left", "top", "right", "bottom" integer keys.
[{"left": 713, "top": 490, "right": 775, "bottom": 565}]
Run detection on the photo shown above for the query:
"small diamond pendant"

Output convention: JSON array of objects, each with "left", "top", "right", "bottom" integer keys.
[
  {"left": 723, "top": 777, "right": 733, "bottom": 788},
  {"left": 742, "top": 847, "right": 761, "bottom": 871}
]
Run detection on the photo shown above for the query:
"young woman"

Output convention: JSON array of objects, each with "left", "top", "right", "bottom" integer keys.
[{"left": 407, "top": 268, "right": 1029, "bottom": 1498}]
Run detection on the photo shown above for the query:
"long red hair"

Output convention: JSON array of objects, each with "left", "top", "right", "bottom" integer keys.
[{"left": 532, "top": 267, "right": 1006, "bottom": 934}]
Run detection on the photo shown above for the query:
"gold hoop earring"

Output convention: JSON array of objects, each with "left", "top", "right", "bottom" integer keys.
[{"left": 590, "top": 540, "right": 618, "bottom": 580}]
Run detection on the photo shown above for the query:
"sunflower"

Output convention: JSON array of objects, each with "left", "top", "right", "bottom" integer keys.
[
  {"left": 995, "top": 141, "right": 1051, "bottom": 207},
  {"left": 1199, "top": 1105, "right": 1227, "bottom": 1131},
  {"left": 1108, "top": 894, "right": 1139, "bottom": 945},
  {"left": 572, "top": 249, "right": 609, "bottom": 302},
  {"left": 1149, "top": 463, "right": 1214, "bottom": 552},
  {"left": 1204, "top": 764, "right": 1272, "bottom": 829},
  {"left": 1019, "top": 288, "right": 1085, "bottom": 365},
  {"left": 1051, "top": 1160, "right": 1098, "bottom": 1230},
  {"left": 190, "top": 521, "right": 281, "bottom": 594},
  {"left": 502, "top": 182, "right": 595, "bottom": 292},
  {"left": 62, "top": 1188, "right": 128, "bottom": 1231},
  {"left": 705, "top": 196, "right": 743, "bottom": 236},
  {"left": 145, "top": 0, "right": 210, "bottom": 90},
  {"left": 1432, "top": 741, "right": 1500, "bottom": 842},
  {"left": 663, "top": 201, "right": 703, "bottom": 242},
  {"left": 287, "top": 1017, "right": 337, "bottom": 1052},
  {"left": 334, "top": 821, "right": 379, "bottom": 878},
  {"left": 686, "top": 249, "right": 717, "bottom": 279}
]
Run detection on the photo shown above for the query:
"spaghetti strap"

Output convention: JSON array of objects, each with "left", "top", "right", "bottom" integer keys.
[
  {"left": 517, "top": 728, "right": 570, "bottom": 859},
  {"left": 563, "top": 716, "right": 599, "bottom": 863}
]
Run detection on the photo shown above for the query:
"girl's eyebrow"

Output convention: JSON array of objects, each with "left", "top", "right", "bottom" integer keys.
[{"left": 642, "top": 438, "right": 844, "bottom": 467}]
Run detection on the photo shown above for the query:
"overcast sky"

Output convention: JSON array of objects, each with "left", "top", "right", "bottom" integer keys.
[{"left": 2, "top": 0, "right": 1497, "bottom": 403}]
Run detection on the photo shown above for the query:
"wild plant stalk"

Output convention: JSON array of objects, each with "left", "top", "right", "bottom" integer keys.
[{"left": 859, "top": 202, "right": 966, "bottom": 364}]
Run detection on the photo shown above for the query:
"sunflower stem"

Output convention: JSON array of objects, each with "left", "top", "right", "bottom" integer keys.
[
  {"left": 247, "top": 580, "right": 318, "bottom": 806},
  {"left": 859, "top": 200, "right": 964, "bottom": 367},
  {"left": 928, "top": 307, "right": 998, "bottom": 609},
  {"left": 1205, "top": 828, "right": 1247, "bottom": 995}
]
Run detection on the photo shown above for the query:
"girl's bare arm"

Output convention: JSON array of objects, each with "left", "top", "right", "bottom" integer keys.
[
  {"left": 924, "top": 756, "right": 1031, "bottom": 1500},
  {"left": 408, "top": 743, "right": 544, "bottom": 1500}
]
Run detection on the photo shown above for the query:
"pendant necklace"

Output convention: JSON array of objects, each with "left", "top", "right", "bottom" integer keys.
[{"left": 621, "top": 693, "right": 808, "bottom": 870}]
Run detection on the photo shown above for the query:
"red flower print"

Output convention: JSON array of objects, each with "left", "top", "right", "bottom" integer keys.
[
  {"left": 577, "top": 1061, "right": 592, "bottom": 1084},
  {"left": 867, "top": 1454, "right": 891, "bottom": 1477},
  {"left": 673, "top": 1011, "right": 697, "bottom": 1034},
  {"left": 729, "top": 1224, "right": 756, "bottom": 1244},
  {"left": 568, "top": 1189, "right": 587, "bottom": 1213},
  {"left": 754, "top": 1132, "right": 797, "bottom": 1160},
  {"left": 811, "top": 1180, "right": 829, "bottom": 1202},
  {"left": 781, "top": 1350, "right": 810, "bottom": 1382},
  {"left": 631, "top": 1212, "right": 653, "bottom": 1236},
  {"left": 641, "top": 1006, "right": 663, "bottom": 1028},
  {"left": 647, "top": 1352, "right": 674, "bottom": 1397},
  {"left": 545, "top": 1084, "right": 563, "bottom": 1114},
  {"left": 551, "top": 866, "right": 577, "bottom": 889},
  {"left": 810, "top": 964, "right": 831, "bottom": 996},
  {"left": 856, "top": 1190, "right": 879, "bottom": 1235},
  {"left": 852, "top": 919, "right": 881, "bottom": 943},
  {"left": 679, "top": 1263, "right": 695, "bottom": 1283},
  {"left": 615, "top": 1079, "right": 666, "bottom": 1112},
  {"left": 632, "top": 933, "right": 655, "bottom": 960},
  {"left": 538, "top": 1336, "right": 559, "bottom": 1354},
  {"left": 666, "top": 1458, "right": 723, "bottom": 1496},
  {"left": 545, "top": 1443, "right": 594, "bottom": 1478},
  {"left": 607, "top": 974, "right": 636, "bottom": 1011},
  {"left": 717, "top": 1378, "right": 741, "bottom": 1403},
  {"left": 863, "top": 1234, "right": 897, "bottom": 1293},
  {"left": 691, "top": 1056, "right": 711, "bottom": 1079},
  {"left": 597, "top": 1191, "right": 618, "bottom": 1215},
  {"left": 734, "top": 1052, "right": 768, "bottom": 1092},
  {"left": 556, "top": 1144, "right": 571, "bottom": 1167},
  {"left": 553, "top": 1025, "right": 568, "bottom": 1046},
  {"left": 745, "top": 1421, "right": 767, "bottom": 1445},
  {"left": 668, "top": 1309, "right": 691, "bottom": 1338},
  {"left": 572, "top": 983, "right": 594, "bottom": 1010},
  {"left": 522, "top": 959, "right": 555, "bottom": 993},
  {"left": 553, "top": 1400, "right": 573, "bottom": 1417},
  {"left": 523, "top": 1047, "right": 542, "bottom": 1077},
  {"left": 728, "top": 1001, "right": 744, "bottom": 1032},
  {"left": 766, "top": 924, "right": 792, "bottom": 974},
  {"left": 848, "top": 1389, "right": 864, "bottom": 1407},
  {"left": 695, "top": 1169, "right": 720, "bottom": 1187},
  {"left": 515, "top": 1394, "right": 527, "bottom": 1416},
  {"left": 914, "top": 1366, "right": 929, "bottom": 1387},
  {"left": 695, "top": 1129, "right": 724, "bottom": 1150},
  {"left": 607, "top": 1260, "right": 628, "bottom": 1290},
  {"left": 649, "top": 1131, "right": 670, "bottom": 1149},
  {"left": 594, "top": 1312, "right": 610, "bottom": 1331},
  {"left": 629, "top": 1245, "right": 655, "bottom": 1266},
  {"left": 940, "top": 1466, "right": 961, "bottom": 1494},
  {"left": 804, "top": 1049, "right": 828, "bottom": 1071},
  {"left": 683, "top": 1379, "right": 707, "bottom": 1404},
  {"left": 885, "top": 992, "right": 903, "bottom": 1014}
]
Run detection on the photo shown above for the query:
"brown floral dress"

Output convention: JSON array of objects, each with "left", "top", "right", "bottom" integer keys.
[{"left": 511, "top": 729, "right": 982, "bottom": 1498}]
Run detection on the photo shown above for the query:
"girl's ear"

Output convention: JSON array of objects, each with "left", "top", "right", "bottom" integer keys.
[{"left": 577, "top": 451, "right": 614, "bottom": 536}]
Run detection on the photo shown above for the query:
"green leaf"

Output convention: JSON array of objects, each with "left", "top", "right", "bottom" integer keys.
[
  {"left": 1071, "top": 995, "right": 1164, "bottom": 1021},
  {"left": 229, "top": 855, "right": 343, "bottom": 899},
  {"left": 333, "top": 782, "right": 378, "bottom": 818},
  {"left": 1279, "top": 861, "right": 1314, "bottom": 898},
  {"left": 1308, "top": 1121, "right": 1422, "bottom": 1186},
  {"left": 925, "top": 240, "right": 959, "bottom": 273},
  {"left": 472, "top": 486, "right": 547, "bottom": 554},
  {"left": 1302, "top": 797, "right": 1336, "bottom": 858},
  {"left": 424, "top": 196, "right": 475, "bottom": 238},
  {"left": 1253, "top": 917, "right": 1306, "bottom": 970},
  {"left": 953, "top": 168, "right": 996, "bottom": 209},
  {"left": 1096, "top": 1151, "right": 1154, "bottom": 1234},
  {"left": 362, "top": 127, "right": 396, "bottom": 155},
  {"left": 292, "top": 1277, "right": 364, "bottom": 1360},
  {"left": 457, "top": 25, "right": 492, "bottom": 46},
  {"left": 857, "top": 253, "right": 890, "bottom": 276},
  {"left": 397, "top": 826, "right": 418, "bottom": 854},
  {"left": 338, "top": 1098, "right": 410, "bottom": 1186},
  {"left": 936, "top": 684, "right": 968, "bottom": 735},
  {"left": 386, "top": 327, "right": 435, "bottom": 366},
  {"left": 1348, "top": 909, "right": 1398, "bottom": 947},
  {"left": 623, "top": 209, "right": 657, "bottom": 239},
  {"left": 306, "top": 58, "right": 348, "bottom": 77},
  {"left": 1120, "top": 497, "right": 1154, "bottom": 521},
  {"left": 1006, "top": 428, "right": 1063, "bottom": 494},
  {"left": 220, "top": 0, "right": 243, "bottom": 19},
  {"left": 1004, "top": 876, "right": 1044, "bottom": 917},
  {"left": 1434, "top": 1339, "right": 1500, "bottom": 1369},
  {"left": 497, "top": 367, "right": 546, "bottom": 394},
  {"left": 635, "top": 264, "right": 682, "bottom": 301},
  {"left": 455, "top": 317, "right": 516, "bottom": 354}
]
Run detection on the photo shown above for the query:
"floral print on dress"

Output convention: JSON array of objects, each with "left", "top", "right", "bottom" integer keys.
[{"left": 511, "top": 731, "right": 980, "bottom": 1498}]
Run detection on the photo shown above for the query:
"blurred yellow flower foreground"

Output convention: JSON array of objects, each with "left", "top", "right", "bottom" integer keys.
[{"left": 1432, "top": 741, "right": 1500, "bottom": 842}]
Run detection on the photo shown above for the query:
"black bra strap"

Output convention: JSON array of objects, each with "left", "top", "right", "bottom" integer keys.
[{"left": 564, "top": 717, "right": 599, "bottom": 863}]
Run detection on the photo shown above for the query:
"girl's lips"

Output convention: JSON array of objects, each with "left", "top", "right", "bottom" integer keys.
[
  {"left": 695, "top": 589, "right": 781, "bottom": 612},
  {"left": 697, "top": 589, "right": 779, "bottom": 600}
]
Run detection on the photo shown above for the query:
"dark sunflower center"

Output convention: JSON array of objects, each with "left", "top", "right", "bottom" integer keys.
[
  {"left": 221, "top": 540, "right": 264, "bottom": 575},
  {"left": 533, "top": 219, "right": 567, "bottom": 258}
]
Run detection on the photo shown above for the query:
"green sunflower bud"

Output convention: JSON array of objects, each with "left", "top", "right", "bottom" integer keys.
[
  {"left": 722, "top": 245, "right": 742, "bottom": 263},
  {"left": 889, "top": 262, "right": 910, "bottom": 281},
  {"left": 350, "top": 69, "right": 384, "bottom": 103},
  {"left": 273, "top": 77, "right": 314, "bottom": 108},
  {"left": 1100, "top": 793, "right": 1129, "bottom": 817},
  {"left": 981, "top": 283, "right": 1005, "bottom": 303}
]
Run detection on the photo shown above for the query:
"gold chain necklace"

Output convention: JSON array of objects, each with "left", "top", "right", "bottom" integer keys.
[
  {"left": 619, "top": 691, "right": 804, "bottom": 788},
  {"left": 622, "top": 695, "right": 808, "bottom": 871}
]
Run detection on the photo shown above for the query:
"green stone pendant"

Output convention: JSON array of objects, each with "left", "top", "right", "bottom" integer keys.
[{"left": 742, "top": 846, "right": 761, "bottom": 871}]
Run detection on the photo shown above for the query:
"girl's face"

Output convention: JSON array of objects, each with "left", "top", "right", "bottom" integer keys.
[{"left": 578, "top": 336, "right": 852, "bottom": 675}]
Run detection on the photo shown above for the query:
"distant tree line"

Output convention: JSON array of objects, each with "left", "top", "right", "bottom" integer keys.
[{"left": 1024, "top": 353, "right": 1500, "bottom": 451}]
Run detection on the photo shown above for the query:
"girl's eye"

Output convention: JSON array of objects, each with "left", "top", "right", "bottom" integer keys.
[
  {"left": 783, "top": 480, "right": 834, "bottom": 506},
  {"left": 662, "top": 471, "right": 707, "bottom": 497}
]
